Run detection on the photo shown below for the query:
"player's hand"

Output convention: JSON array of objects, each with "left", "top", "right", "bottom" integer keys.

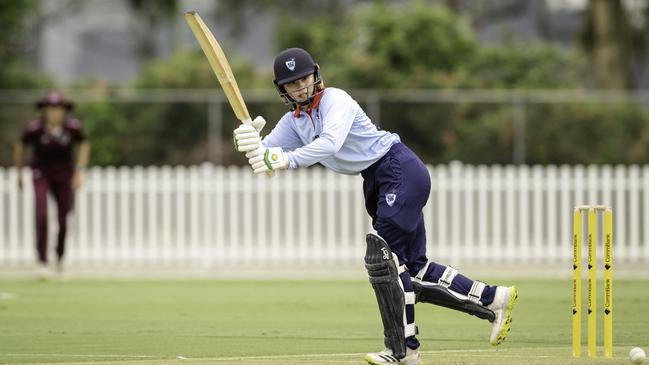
[
  {"left": 72, "top": 171, "right": 84, "bottom": 190},
  {"left": 245, "top": 147, "right": 289, "bottom": 174},
  {"left": 233, "top": 116, "right": 266, "bottom": 152}
]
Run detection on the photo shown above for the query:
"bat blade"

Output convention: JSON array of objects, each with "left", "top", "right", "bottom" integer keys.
[{"left": 185, "top": 11, "right": 251, "bottom": 124}]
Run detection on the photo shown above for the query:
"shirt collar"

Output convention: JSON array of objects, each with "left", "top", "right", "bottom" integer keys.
[{"left": 293, "top": 89, "right": 324, "bottom": 117}]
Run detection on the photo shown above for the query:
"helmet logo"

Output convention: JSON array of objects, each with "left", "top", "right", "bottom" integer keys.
[{"left": 285, "top": 58, "right": 296, "bottom": 71}]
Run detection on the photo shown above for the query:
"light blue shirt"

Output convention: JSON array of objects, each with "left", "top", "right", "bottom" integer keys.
[{"left": 262, "top": 87, "right": 400, "bottom": 175}]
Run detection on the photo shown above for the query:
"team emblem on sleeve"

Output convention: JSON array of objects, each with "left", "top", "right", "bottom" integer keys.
[{"left": 286, "top": 58, "right": 296, "bottom": 71}]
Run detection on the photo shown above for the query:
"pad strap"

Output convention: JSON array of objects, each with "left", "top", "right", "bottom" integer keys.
[
  {"left": 415, "top": 261, "right": 431, "bottom": 281},
  {"left": 404, "top": 291, "right": 416, "bottom": 337},
  {"left": 468, "top": 280, "right": 486, "bottom": 304},
  {"left": 438, "top": 266, "right": 459, "bottom": 288},
  {"left": 392, "top": 255, "right": 407, "bottom": 275}
]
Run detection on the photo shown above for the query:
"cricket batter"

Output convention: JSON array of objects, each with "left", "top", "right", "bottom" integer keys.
[
  {"left": 233, "top": 48, "right": 517, "bottom": 365},
  {"left": 14, "top": 91, "right": 90, "bottom": 274}
]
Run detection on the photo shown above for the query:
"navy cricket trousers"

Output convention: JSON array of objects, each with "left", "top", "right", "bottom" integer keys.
[
  {"left": 361, "top": 142, "right": 430, "bottom": 274},
  {"left": 361, "top": 142, "right": 497, "bottom": 349}
]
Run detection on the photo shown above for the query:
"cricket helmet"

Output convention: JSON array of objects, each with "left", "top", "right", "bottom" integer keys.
[
  {"left": 36, "top": 91, "right": 74, "bottom": 110},
  {"left": 273, "top": 48, "right": 323, "bottom": 110}
]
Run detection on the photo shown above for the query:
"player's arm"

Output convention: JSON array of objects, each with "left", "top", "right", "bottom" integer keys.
[
  {"left": 285, "top": 101, "right": 354, "bottom": 166},
  {"left": 71, "top": 121, "right": 91, "bottom": 190},
  {"left": 76, "top": 140, "right": 90, "bottom": 169},
  {"left": 259, "top": 114, "right": 303, "bottom": 151},
  {"left": 248, "top": 98, "right": 355, "bottom": 174},
  {"left": 14, "top": 123, "right": 36, "bottom": 190},
  {"left": 13, "top": 141, "right": 25, "bottom": 190},
  {"left": 72, "top": 140, "right": 90, "bottom": 190}
]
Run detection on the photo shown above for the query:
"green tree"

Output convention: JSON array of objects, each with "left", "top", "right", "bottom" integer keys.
[
  {"left": 0, "top": 0, "right": 51, "bottom": 88},
  {"left": 580, "top": 0, "right": 633, "bottom": 89},
  {"left": 0, "top": 0, "right": 53, "bottom": 166},
  {"left": 127, "top": 0, "right": 178, "bottom": 62}
]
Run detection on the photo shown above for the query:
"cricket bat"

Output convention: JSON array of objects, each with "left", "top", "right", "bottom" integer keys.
[
  {"left": 185, "top": 11, "right": 252, "bottom": 125},
  {"left": 185, "top": 11, "right": 274, "bottom": 176}
]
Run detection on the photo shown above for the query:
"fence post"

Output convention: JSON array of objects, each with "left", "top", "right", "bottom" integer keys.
[
  {"left": 629, "top": 165, "right": 640, "bottom": 262},
  {"left": 643, "top": 166, "right": 649, "bottom": 261}
]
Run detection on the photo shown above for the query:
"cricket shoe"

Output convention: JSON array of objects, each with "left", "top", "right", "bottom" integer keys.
[
  {"left": 35, "top": 263, "right": 52, "bottom": 281},
  {"left": 486, "top": 285, "right": 518, "bottom": 346},
  {"left": 365, "top": 347, "right": 421, "bottom": 365}
]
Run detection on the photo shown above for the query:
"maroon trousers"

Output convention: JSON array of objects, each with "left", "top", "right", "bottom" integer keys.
[{"left": 33, "top": 173, "right": 73, "bottom": 263}]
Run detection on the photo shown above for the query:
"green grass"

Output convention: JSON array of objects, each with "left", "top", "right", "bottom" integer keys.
[{"left": 0, "top": 278, "right": 646, "bottom": 364}]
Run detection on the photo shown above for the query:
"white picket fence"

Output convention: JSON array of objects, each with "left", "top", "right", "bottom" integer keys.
[{"left": 1, "top": 163, "right": 649, "bottom": 268}]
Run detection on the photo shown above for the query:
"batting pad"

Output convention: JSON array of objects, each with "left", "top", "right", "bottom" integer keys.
[
  {"left": 365, "top": 233, "right": 408, "bottom": 359},
  {"left": 412, "top": 280, "right": 496, "bottom": 322}
]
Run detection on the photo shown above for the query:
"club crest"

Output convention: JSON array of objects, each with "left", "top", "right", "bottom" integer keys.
[
  {"left": 286, "top": 58, "right": 296, "bottom": 71},
  {"left": 385, "top": 193, "right": 397, "bottom": 207}
]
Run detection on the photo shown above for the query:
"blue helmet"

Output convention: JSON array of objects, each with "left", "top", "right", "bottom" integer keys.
[{"left": 273, "top": 48, "right": 323, "bottom": 110}]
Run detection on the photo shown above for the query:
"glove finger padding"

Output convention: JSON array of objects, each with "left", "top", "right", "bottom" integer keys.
[
  {"left": 233, "top": 124, "right": 261, "bottom": 152},
  {"left": 237, "top": 138, "right": 261, "bottom": 146},
  {"left": 251, "top": 160, "right": 268, "bottom": 171},
  {"left": 245, "top": 148, "right": 264, "bottom": 159},
  {"left": 234, "top": 124, "right": 257, "bottom": 134},
  {"left": 236, "top": 131, "right": 261, "bottom": 140},
  {"left": 251, "top": 116, "right": 266, "bottom": 132},
  {"left": 235, "top": 139, "right": 260, "bottom": 152},
  {"left": 248, "top": 154, "right": 265, "bottom": 166}
]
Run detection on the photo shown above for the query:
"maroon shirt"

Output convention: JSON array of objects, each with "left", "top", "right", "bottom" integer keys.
[{"left": 21, "top": 118, "right": 86, "bottom": 181}]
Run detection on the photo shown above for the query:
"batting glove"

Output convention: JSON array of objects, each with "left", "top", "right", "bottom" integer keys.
[
  {"left": 250, "top": 115, "right": 266, "bottom": 132},
  {"left": 233, "top": 116, "right": 266, "bottom": 152},
  {"left": 246, "top": 147, "right": 289, "bottom": 174}
]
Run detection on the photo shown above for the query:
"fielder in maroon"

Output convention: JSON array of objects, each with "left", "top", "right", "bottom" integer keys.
[{"left": 14, "top": 92, "right": 90, "bottom": 270}]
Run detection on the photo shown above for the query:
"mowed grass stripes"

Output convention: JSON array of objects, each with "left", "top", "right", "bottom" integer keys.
[{"left": 0, "top": 278, "right": 647, "bottom": 364}]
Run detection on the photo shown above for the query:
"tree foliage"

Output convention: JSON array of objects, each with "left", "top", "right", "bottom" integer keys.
[
  {"left": 3, "top": 0, "right": 649, "bottom": 167},
  {"left": 0, "top": 0, "right": 51, "bottom": 88}
]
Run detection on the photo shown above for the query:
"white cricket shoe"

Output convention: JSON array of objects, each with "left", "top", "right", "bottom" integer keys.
[
  {"left": 486, "top": 285, "right": 518, "bottom": 346},
  {"left": 365, "top": 347, "right": 421, "bottom": 365},
  {"left": 36, "top": 263, "right": 52, "bottom": 281}
]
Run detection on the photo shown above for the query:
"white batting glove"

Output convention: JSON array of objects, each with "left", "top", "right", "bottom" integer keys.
[
  {"left": 245, "top": 147, "right": 289, "bottom": 174},
  {"left": 233, "top": 116, "right": 266, "bottom": 152},
  {"left": 250, "top": 115, "right": 266, "bottom": 132}
]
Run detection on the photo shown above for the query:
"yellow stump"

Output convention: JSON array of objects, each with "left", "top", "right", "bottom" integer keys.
[
  {"left": 603, "top": 208, "right": 613, "bottom": 358},
  {"left": 572, "top": 208, "right": 582, "bottom": 358},
  {"left": 587, "top": 208, "right": 597, "bottom": 358}
]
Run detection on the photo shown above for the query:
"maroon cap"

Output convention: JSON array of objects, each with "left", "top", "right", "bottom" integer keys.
[{"left": 36, "top": 91, "right": 74, "bottom": 110}]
